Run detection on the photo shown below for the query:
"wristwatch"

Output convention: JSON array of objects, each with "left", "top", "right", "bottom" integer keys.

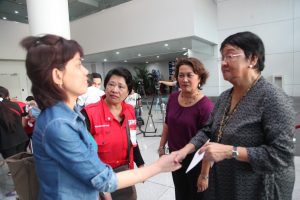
[{"left": 232, "top": 146, "right": 239, "bottom": 159}]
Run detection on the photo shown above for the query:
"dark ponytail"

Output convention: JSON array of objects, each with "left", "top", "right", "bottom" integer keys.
[{"left": 0, "top": 86, "right": 17, "bottom": 131}]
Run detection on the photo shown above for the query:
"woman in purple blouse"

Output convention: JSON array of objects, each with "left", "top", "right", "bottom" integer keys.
[{"left": 158, "top": 57, "right": 214, "bottom": 200}]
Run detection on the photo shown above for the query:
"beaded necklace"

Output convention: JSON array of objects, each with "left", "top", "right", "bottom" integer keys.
[
  {"left": 216, "top": 75, "right": 261, "bottom": 142},
  {"left": 180, "top": 91, "right": 200, "bottom": 105}
]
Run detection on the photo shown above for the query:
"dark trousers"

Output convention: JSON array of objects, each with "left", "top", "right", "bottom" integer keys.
[
  {"left": 0, "top": 141, "right": 28, "bottom": 159},
  {"left": 172, "top": 153, "right": 205, "bottom": 200}
]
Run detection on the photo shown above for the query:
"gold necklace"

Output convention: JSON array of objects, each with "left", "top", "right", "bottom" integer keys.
[
  {"left": 180, "top": 91, "right": 200, "bottom": 105},
  {"left": 216, "top": 75, "right": 261, "bottom": 142}
]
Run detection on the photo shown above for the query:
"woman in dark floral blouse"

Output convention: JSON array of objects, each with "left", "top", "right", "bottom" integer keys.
[{"left": 175, "top": 31, "right": 295, "bottom": 200}]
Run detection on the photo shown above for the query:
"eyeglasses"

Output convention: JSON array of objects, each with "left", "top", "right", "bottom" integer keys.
[
  {"left": 219, "top": 53, "right": 243, "bottom": 62},
  {"left": 106, "top": 82, "right": 127, "bottom": 92}
]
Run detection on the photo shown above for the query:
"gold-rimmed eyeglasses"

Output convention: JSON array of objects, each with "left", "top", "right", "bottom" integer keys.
[{"left": 218, "top": 53, "right": 243, "bottom": 62}]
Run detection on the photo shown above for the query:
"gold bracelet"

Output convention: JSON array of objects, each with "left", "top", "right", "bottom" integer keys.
[{"left": 199, "top": 175, "right": 209, "bottom": 180}]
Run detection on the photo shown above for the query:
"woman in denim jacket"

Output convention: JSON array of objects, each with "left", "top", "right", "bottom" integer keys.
[{"left": 21, "top": 34, "right": 181, "bottom": 200}]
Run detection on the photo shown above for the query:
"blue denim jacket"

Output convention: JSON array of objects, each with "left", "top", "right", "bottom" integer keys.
[{"left": 32, "top": 102, "right": 117, "bottom": 200}]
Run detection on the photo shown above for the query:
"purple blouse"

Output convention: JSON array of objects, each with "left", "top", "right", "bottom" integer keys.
[{"left": 165, "top": 92, "right": 214, "bottom": 151}]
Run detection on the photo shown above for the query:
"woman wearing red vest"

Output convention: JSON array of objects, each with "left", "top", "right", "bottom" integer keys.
[{"left": 83, "top": 67, "right": 144, "bottom": 200}]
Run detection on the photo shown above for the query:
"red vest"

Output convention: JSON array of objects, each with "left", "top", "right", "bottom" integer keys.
[{"left": 84, "top": 97, "right": 136, "bottom": 169}]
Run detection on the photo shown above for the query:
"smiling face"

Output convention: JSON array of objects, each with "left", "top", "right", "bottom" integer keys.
[
  {"left": 220, "top": 45, "right": 251, "bottom": 83},
  {"left": 177, "top": 64, "right": 200, "bottom": 94},
  {"left": 104, "top": 75, "right": 129, "bottom": 105},
  {"left": 60, "top": 52, "right": 89, "bottom": 101}
]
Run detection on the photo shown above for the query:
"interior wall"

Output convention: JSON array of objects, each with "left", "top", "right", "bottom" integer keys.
[
  {"left": 189, "top": 48, "right": 220, "bottom": 96},
  {"left": 0, "top": 60, "right": 30, "bottom": 101},
  {"left": 193, "top": 0, "right": 218, "bottom": 44},
  {"left": 0, "top": 20, "right": 29, "bottom": 60},
  {"left": 71, "top": 0, "right": 197, "bottom": 55},
  {"left": 217, "top": 0, "right": 300, "bottom": 96}
]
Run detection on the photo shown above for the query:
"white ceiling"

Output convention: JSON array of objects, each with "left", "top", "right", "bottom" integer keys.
[
  {"left": 84, "top": 36, "right": 216, "bottom": 64},
  {"left": 0, "top": 0, "right": 216, "bottom": 65},
  {"left": 0, "top": 0, "right": 131, "bottom": 23}
]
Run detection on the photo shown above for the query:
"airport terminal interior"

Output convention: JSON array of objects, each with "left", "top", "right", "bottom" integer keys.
[{"left": 0, "top": 0, "right": 300, "bottom": 199}]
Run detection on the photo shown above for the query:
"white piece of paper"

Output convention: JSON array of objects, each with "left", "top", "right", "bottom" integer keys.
[{"left": 186, "top": 139, "right": 210, "bottom": 173}]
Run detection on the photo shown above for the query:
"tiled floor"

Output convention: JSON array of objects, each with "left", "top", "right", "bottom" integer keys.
[{"left": 1, "top": 97, "right": 300, "bottom": 200}]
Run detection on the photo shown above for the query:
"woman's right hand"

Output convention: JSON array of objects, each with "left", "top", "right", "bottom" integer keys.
[
  {"left": 173, "top": 149, "right": 188, "bottom": 163},
  {"left": 173, "top": 143, "right": 196, "bottom": 163},
  {"left": 156, "top": 152, "right": 181, "bottom": 172},
  {"left": 158, "top": 147, "right": 165, "bottom": 157}
]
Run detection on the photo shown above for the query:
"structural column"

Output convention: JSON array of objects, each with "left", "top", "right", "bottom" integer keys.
[{"left": 26, "top": 0, "right": 70, "bottom": 39}]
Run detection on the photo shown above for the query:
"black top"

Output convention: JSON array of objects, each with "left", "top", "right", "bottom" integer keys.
[
  {"left": 0, "top": 99, "right": 28, "bottom": 151},
  {"left": 191, "top": 77, "right": 295, "bottom": 200}
]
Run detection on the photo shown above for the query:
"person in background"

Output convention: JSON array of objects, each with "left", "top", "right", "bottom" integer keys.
[
  {"left": 0, "top": 86, "right": 29, "bottom": 159},
  {"left": 158, "top": 80, "right": 177, "bottom": 87},
  {"left": 77, "top": 73, "right": 105, "bottom": 108},
  {"left": 158, "top": 57, "right": 214, "bottom": 200},
  {"left": 10, "top": 97, "right": 26, "bottom": 116},
  {"left": 91, "top": 72, "right": 104, "bottom": 90},
  {"left": 159, "top": 75, "right": 179, "bottom": 93},
  {"left": 21, "top": 34, "right": 181, "bottom": 200},
  {"left": 125, "top": 87, "right": 143, "bottom": 116},
  {"left": 25, "top": 95, "right": 35, "bottom": 102},
  {"left": 125, "top": 88, "right": 141, "bottom": 108},
  {"left": 23, "top": 96, "right": 40, "bottom": 139},
  {"left": 83, "top": 67, "right": 145, "bottom": 200},
  {"left": 175, "top": 31, "right": 295, "bottom": 200}
]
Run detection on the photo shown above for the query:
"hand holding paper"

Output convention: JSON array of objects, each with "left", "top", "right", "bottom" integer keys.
[{"left": 186, "top": 139, "right": 210, "bottom": 173}]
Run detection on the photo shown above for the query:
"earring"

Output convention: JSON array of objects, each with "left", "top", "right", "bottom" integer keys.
[{"left": 249, "top": 65, "right": 253, "bottom": 68}]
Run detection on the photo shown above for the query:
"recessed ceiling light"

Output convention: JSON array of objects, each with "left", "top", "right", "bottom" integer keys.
[
  {"left": 145, "top": 61, "right": 149, "bottom": 64},
  {"left": 116, "top": 51, "right": 120, "bottom": 55},
  {"left": 138, "top": 53, "right": 141, "bottom": 57},
  {"left": 103, "top": 58, "right": 107, "bottom": 62},
  {"left": 124, "top": 60, "right": 127, "bottom": 62},
  {"left": 182, "top": 47, "right": 187, "bottom": 50},
  {"left": 156, "top": 56, "right": 160, "bottom": 58},
  {"left": 14, "top": 10, "right": 19, "bottom": 14},
  {"left": 164, "top": 43, "right": 168, "bottom": 47},
  {"left": 2, "top": 17, "right": 7, "bottom": 20}
]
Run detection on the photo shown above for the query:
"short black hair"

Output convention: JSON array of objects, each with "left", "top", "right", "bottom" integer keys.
[
  {"left": 220, "top": 31, "right": 265, "bottom": 72},
  {"left": 0, "top": 86, "right": 9, "bottom": 99},
  {"left": 104, "top": 67, "right": 133, "bottom": 95},
  {"left": 91, "top": 72, "right": 102, "bottom": 80},
  {"left": 25, "top": 96, "right": 35, "bottom": 101}
]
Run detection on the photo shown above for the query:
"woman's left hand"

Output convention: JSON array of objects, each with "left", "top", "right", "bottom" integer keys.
[
  {"left": 200, "top": 142, "right": 232, "bottom": 162},
  {"left": 197, "top": 175, "right": 209, "bottom": 192}
]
